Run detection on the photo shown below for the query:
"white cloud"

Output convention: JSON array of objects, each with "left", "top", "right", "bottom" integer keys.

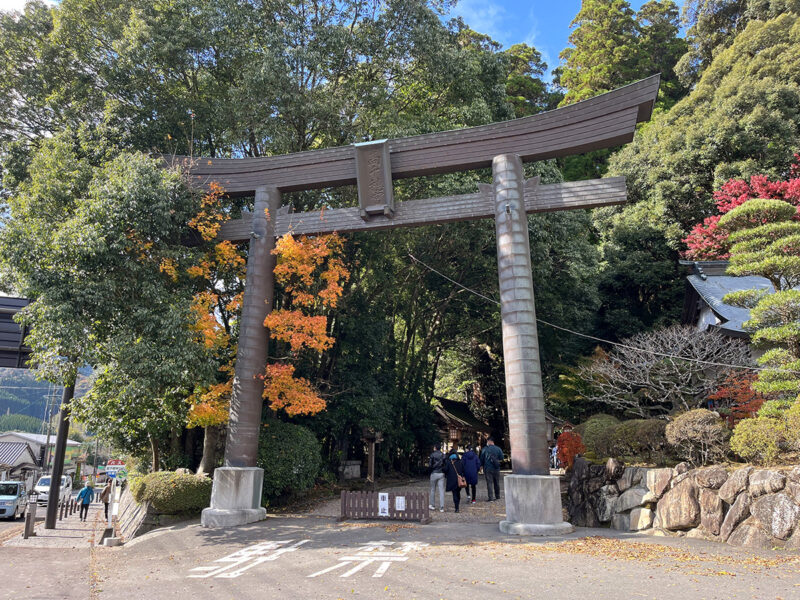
[
  {"left": 522, "top": 9, "right": 555, "bottom": 71},
  {"left": 450, "top": 0, "right": 510, "bottom": 48}
]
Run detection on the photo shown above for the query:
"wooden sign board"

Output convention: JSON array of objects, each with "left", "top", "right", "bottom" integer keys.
[{"left": 340, "top": 490, "right": 431, "bottom": 524}]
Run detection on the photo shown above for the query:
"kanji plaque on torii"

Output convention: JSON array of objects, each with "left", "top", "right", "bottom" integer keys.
[{"left": 191, "top": 75, "right": 660, "bottom": 533}]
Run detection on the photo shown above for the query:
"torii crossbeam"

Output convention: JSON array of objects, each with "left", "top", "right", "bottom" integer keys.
[{"left": 195, "top": 75, "right": 660, "bottom": 532}]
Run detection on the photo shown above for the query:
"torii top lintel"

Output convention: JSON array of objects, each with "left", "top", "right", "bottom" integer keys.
[{"left": 179, "top": 75, "right": 659, "bottom": 196}]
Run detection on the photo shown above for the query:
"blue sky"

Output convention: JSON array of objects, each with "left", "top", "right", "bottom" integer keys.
[{"left": 448, "top": 0, "right": 662, "bottom": 77}]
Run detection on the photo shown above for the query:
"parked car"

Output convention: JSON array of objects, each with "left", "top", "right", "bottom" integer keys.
[
  {"left": 33, "top": 475, "right": 72, "bottom": 505},
  {"left": 0, "top": 481, "right": 27, "bottom": 520}
]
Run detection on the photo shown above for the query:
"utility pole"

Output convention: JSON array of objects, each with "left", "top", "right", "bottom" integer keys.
[{"left": 45, "top": 383, "right": 75, "bottom": 529}]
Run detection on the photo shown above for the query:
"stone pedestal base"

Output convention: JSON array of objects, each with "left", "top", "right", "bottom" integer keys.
[
  {"left": 499, "top": 474, "right": 574, "bottom": 536},
  {"left": 201, "top": 467, "right": 267, "bottom": 528}
]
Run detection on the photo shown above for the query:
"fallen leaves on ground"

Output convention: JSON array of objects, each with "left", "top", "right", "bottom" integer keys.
[
  {"left": 384, "top": 523, "right": 417, "bottom": 533},
  {"left": 518, "top": 537, "right": 800, "bottom": 576}
]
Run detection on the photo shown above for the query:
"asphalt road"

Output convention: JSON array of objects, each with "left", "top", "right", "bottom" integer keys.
[
  {"left": 0, "top": 513, "right": 25, "bottom": 537},
  {"left": 89, "top": 516, "right": 800, "bottom": 600},
  {"left": 1, "top": 546, "right": 91, "bottom": 599}
]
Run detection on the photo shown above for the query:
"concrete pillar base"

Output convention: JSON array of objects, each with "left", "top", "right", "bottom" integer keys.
[
  {"left": 201, "top": 507, "right": 267, "bottom": 528},
  {"left": 499, "top": 474, "right": 574, "bottom": 536},
  {"left": 201, "top": 467, "right": 267, "bottom": 528}
]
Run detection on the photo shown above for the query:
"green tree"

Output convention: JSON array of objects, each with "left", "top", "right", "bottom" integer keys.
[
  {"left": 559, "top": 0, "right": 641, "bottom": 106},
  {"left": 557, "top": 1, "right": 686, "bottom": 180},
  {"left": 675, "top": 0, "right": 799, "bottom": 87},
  {"left": 0, "top": 413, "right": 42, "bottom": 433},
  {"left": 594, "top": 202, "right": 685, "bottom": 339},
  {"left": 608, "top": 13, "right": 800, "bottom": 242},
  {"left": 0, "top": 135, "right": 214, "bottom": 469},
  {"left": 503, "top": 43, "right": 562, "bottom": 116},
  {"left": 636, "top": 0, "right": 688, "bottom": 108},
  {"left": 717, "top": 198, "right": 800, "bottom": 398}
]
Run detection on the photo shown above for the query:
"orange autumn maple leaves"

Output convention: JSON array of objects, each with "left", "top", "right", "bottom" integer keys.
[
  {"left": 261, "top": 232, "right": 349, "bottom": 415},
  {"left": 186, "top": 182, "right": 348, "bottom": 426}
]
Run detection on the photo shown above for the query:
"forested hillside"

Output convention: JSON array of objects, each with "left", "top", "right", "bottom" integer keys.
[{"left": 0, "top": 367, "right": 92, "bottom": 426}]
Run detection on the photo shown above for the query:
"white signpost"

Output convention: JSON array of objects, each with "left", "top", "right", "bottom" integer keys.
[{"left": 378, "top": 493, "right": 389, "bottom": 517}]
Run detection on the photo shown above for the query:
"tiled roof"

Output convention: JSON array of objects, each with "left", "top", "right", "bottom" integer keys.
[
  {"left": 686, "top": 273, "right": 774, "bottom": 334},
  {"left": 0, "top": 441, "right": 37, "bottom": 467}
]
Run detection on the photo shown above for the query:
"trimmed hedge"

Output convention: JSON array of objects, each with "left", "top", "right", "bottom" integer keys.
[
  {"left": 576, "top": 415, "right": 668, "bottom": 463},
  {"left": 130, "top": 471, "right": 212, "bottom": 514},
  {"left": 730, "top": 417, "right": 782, "bottom": 465},
  {"left": 257, "top": 420, "right": 321, "bottom": 502},
  {"left": 574, "top": 414, "right": 620, "bottom": 457},
  {"left": 609, "top": 419, "right": 667, "bottom": 462}
]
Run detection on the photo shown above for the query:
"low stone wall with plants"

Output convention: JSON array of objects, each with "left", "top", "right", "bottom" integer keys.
[
  {"left": 115, "top": 470, "right": 213, "bottom": 542},
  {"left": 568, "top": 457, "right": 800, "bottom": 550}
]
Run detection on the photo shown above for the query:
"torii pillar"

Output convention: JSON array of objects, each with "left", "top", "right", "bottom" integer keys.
[
  {"left": 491, "top": 154, "right": 573, "bottom": 535},
  {"left": 201, "top": 186, "right": 280, "bottom": 528}
]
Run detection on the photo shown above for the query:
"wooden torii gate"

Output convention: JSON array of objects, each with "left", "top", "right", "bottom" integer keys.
[{"left": 196, "top": 75, "right": 660, "bottom": 531}]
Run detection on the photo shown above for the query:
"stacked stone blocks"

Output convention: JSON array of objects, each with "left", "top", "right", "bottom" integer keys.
[{"left": 568, "top": 457, "right": 800, "bottom": 550}]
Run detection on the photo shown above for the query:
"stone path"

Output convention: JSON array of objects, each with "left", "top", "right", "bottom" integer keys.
[
  {"left": 0, "top": 501, "right": 104, "bottom": 599},
  {"left": 4, "top": 501, "right": 107, "bottom": 549}
]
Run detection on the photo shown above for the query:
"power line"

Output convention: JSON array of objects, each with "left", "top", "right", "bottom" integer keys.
[
  {"left": 407, "top": 252, "right": 799, "bottom": 375},
  {"left": 408, "top": 253, "right": 498, "bottom": 305}
]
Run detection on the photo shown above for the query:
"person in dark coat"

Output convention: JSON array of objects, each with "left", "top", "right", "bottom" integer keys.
[
  {"left": 461, "top": 445, "right": 480, "bottom": 503},
  {"left": 443, "top": 449, "right": 466, "bottom": 513}
]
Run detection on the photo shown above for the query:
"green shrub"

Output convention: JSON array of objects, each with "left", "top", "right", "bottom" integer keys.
[
  {"left": 786, "top": 401, "right": 800, "bottom": 451},
  {"left": 130, "top": 471, "right": 212, "bottom": 514},
  {"left": 757, "top": 399, "right": 793, "bottom": 419},
  {"left": 666, "top": 409, "right": 730, "bottom": 466},
  {"left": 257, "top": 420, "right": 321, "bottom": 502},
  {"left": 730, "top": 417, "right": 784, "bottom": 465},
  {"left": 575, "top": 414, "right": 620, "bottom": 457},
  {"left": 607, "top": 419, "right": 667, "bottom": 463}
]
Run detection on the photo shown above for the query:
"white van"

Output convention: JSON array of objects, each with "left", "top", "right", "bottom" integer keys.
[{"left": 33, "top": 475, "right": 72, "bottom": 505}]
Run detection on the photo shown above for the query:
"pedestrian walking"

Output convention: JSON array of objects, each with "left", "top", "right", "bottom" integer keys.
[
  {"left": 480, "top": 437, "right": 504, "bottom": 502},
  {"left": 461, "top": 445, "right": 481, "bottom": 503},
  {"left": 428, "top": 443, "right": 445, "bottom": 512},
  {"left": 443, "top": 448, "right": 466, "bottom": 513},
  {"left": 99, "top": 481, "right": 112, "bottom": 520},
  {"left": 77, "top": 482, "right": 95, "bottom": 521}
]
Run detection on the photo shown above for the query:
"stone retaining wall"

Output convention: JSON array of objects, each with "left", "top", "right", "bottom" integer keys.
[
  {"left": 116, "top": 484, "right": 193, "bottom": 542},
  {"left": 567, "top": 457, "right": 800, "bottom": 550}
]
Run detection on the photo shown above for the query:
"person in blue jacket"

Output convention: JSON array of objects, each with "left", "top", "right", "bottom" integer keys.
[
  {"left": 461, "top": 445, "right": 481, "bottom": 503},
  {"left": 77, "top": 482, "right": 95, "bottom": 522}
]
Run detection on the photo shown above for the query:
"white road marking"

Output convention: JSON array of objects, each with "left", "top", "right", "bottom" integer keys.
[
  {"left": 188, "top": 539, "right": 310, "bottom": 579},
  {"left": 307, "top": 541, "right": 428, "bottom": 579}
]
